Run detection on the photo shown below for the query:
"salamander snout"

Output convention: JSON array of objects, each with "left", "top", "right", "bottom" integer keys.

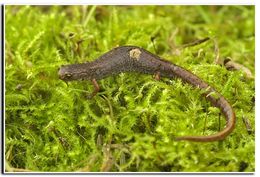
[{"left": 58, "top": 66, "right": 73, "bottom": 81}]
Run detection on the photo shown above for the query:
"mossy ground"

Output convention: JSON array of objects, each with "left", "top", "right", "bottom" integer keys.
[{"left": 5, "top": 5, "right": 255, "bottom": 172}]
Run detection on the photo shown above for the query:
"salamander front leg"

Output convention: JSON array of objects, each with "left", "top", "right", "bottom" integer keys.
[
  {"left": 87, "top": 79, "right": 100, "bottom": 99},
  {"left": 154, "top": 71, "right": 160, "bottom": 81}
]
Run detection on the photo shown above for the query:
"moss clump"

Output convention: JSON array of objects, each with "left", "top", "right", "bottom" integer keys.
[{"left": 5, "top": 5, "right": 254, "bottom": 172}]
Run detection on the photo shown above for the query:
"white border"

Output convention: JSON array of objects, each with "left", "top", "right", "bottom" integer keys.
[
  {"left": 1, "top": 0, "right": 256, "bottom": 5},
  {"left": 2, "top": 1, "right": 257, "bottom": 177},
  {"left": 2, "top": 3, "right": 5, "bottom": 176},
  {"left": 255, "top": 2, "right": 258, "bottom": 177}
]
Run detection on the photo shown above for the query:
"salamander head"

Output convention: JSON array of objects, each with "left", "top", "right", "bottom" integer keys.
[{"left": 58, "top": 63, "right": 92, "bottom": 81}]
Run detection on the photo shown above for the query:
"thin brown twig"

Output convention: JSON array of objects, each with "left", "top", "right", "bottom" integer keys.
[
  {"left": 224, "top": 57, "right": 253, "bottom": 79},
  {"left": 242, "top": 116, "right": 253, "bottom": 135},
  {"left": 179, "top": 37, "right": 210, "bottom": 49}
]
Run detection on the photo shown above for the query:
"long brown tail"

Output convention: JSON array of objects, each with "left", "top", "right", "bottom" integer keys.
[{"left": 172, "top": 66, "right": 236, "bottom": 142}]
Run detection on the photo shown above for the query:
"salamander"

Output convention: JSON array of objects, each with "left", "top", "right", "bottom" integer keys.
[{"left": 58, "top": 46, "right": 236, "bottom": 142}]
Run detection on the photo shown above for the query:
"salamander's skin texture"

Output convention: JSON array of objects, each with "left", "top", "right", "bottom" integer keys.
[{"left": 58, "top": 46, "right": 236, "bottom": 142}]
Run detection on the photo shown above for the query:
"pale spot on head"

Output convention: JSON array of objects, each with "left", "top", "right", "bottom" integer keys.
[{"left": 129, "top": 48, "right": 141, "bottom": 60}]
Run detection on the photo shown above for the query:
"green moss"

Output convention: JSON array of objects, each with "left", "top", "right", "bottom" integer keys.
[{"left": 5, "top": 5, "right": 254, "bottom": 172}]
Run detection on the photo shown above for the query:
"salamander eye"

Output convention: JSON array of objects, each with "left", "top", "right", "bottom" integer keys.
[{"left": 65, "top": 73, "right": 72, "bottom": 78}]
